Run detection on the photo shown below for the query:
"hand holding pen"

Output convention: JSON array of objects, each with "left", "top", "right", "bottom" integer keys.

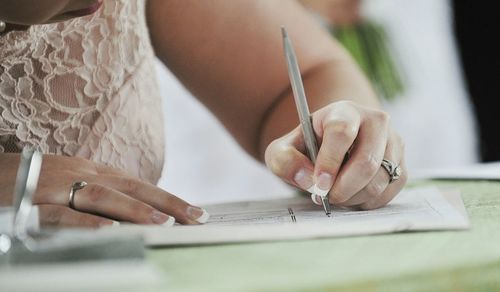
[{"left": 264, "top": 28, "right": 407, "bottom": 212}]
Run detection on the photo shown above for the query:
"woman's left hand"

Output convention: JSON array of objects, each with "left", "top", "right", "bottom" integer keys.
[{"left": 265, "top": 100, "right": 407, "bottom": 210}]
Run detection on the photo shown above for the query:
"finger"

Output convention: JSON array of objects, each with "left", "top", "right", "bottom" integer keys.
[
  {"left": 87, "top": 176, "right": 208, "bottom": 225},
  {"left": 329, "top": 110, "right": 390, "bottom": 204},
  {"left": 72, "top": 183, "right": 175, "bottom": 226},
  {"left": 95, "top": 162, "right": 128, "bottom": 177},
  {"left": 341, "top": 132, "right": 402, "bottom": 207},
  {"left": 358, "top": 157, "right": 408, "bottom": 210},
  {"left": 341, "top": 167, "right": 390, "bottom": 207},
  {"left": 33, "top": 170, "right": 81, "bottom": 205},
  {"left": 265, "top": 127, "right": 315, "bottom": 192},
  {"left": 38, "top": 204, "right": 117, "bottom": 229},
  {"left": 40, "top": 155, "right": 98, "bottom": 175},
  {"left": 312, "top": 104, "right": 360, "bottom": 197}
]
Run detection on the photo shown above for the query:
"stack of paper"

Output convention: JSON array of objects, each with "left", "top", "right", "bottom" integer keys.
[{"left": 107, "top": 187, "right": 469, "bottom": 246}]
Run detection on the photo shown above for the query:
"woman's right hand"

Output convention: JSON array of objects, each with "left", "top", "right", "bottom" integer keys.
[{"left": 0, "top": 153, "right": 209, "bottom": 228}]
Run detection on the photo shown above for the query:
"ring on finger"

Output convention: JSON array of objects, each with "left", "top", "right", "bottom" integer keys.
[
  {"left": 381, "top": 159, "right": 402, "bottom": 184},
  {"left": 69, "top": 181, "right": 88, "bottom": 210}
]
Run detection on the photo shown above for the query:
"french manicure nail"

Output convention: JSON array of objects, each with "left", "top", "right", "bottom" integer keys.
[
  {"left": 310, "top": 194, "right": 322, "bottom": 206},
  {"left": 152, "top": 210, "right": 170, "bottom": 225},
  {"left": 294, "top": 168, "right": 314, "bottom": 192},
  {"left": 187, "top": 206, "right": 210, "bottom": 224},
  {"left": 162, "top": 216, "right": 175, "bottom": 227},
  {"left": 315, "top": 172, "right": 333, "bottom": 197},
  {"left": 100, "top": 220, "right": 119, "bottom": 228}
]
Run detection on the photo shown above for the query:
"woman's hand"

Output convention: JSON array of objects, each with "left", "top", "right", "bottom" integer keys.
[
  {"left": 0, "top": 154, "right": 209, "bottom": 228},
  {"left": 265, "top": 101, "right": 407, "bottom": 210}
]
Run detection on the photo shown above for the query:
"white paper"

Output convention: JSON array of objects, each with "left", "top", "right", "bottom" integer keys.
[
  {"left": 204, "top": 187, "right": 461, "bottom": 226},
  {"left": 106, "top": 187, "right": 469, "bottom": 246}
]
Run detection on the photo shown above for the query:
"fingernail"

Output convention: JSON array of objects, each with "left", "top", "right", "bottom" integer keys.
[
  {"left": 100, "top": 220, "right": 119, "bottom": 228},
  {"left": 152, "top": 210, "right": 170, "bottom": 225},
  {"left": 311, "top": 194, "right": 322, "bottom": 205},
  {"left": 162, "top": 216, "right": 175, "bottom": 227},
  {"left": 315, "top": 172, "right": 333, "bottom": 197},
  {"left": 187, "top": 206, "right": 210, "bottom": 224},
  {"left": 294, "top": 168, "right": 314, "bottom": 192}
]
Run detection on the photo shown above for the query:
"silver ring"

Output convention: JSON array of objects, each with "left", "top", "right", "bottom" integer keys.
[
  {"left": 381, "top": 159, "right": 402, "bottom": 183},
  {"left": 69, "top": 181, "right": 88, "bottom": 209}
]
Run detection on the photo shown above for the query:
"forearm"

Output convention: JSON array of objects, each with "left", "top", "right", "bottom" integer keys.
[
  {"left": 258, "top": 57, "right": 379, "bottom": 161},
  {"left": 146, "top": 0, "right": 379, "bottom": 161}
]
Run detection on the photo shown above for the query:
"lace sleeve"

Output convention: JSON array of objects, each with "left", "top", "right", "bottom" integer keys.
[{"left": 0, "top": 0, "right": 165, "bottom": 183}]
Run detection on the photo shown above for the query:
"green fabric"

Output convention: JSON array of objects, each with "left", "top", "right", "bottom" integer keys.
[
  {"left": 333, "top": 22, "right": 405, "bottom": 102},
  {"left": 147, "top": 181, "right": 500, "bottom": 291}
]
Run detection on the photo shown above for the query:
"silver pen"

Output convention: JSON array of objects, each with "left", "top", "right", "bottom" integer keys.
[{"left": 281, "top": 27, "right": 332, "bottom": 217}]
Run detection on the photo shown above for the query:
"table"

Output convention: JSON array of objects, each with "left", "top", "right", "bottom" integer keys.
[{"left": 148, "top": 181, "right": 500, "bottom": 291}]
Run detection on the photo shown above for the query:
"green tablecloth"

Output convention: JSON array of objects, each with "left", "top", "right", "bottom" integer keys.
[{"left": 148, "top": 181, "right": 500, "bottom": 291}]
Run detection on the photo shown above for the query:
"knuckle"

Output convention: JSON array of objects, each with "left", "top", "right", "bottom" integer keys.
[
  {"left": 365, "top": 181, "right": 385, "bottom": 199},
  {"left": 266, "top": 145, "right": 295, "bottom": 177},
  {"left": 42, "top": 206, "right": 64, "bottom": 226},
  {"left": 356, "top": 154, "right": 380, "bottom": 177},
  {"left": 129, "top": 201, "right": 155, "bottom": 222},
  {"left": 85, "top": 184, "right": 108, "bottom": 203},
  {"left": 325, "top": 119, "right": 356, "bottom": 141},
  {"left": 123, "top": 177, "right": 140, "bottom": 194},
  {"left": 372, "top": 110, "right": 390, "bottom": 123}
]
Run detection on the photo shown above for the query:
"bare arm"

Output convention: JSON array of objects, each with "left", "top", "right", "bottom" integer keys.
[
  {"left": 147, "top": 0, "right": 406, "bottom": 210},
  {"left": 146, "top": 0, "right": 376, "bottom": 159}
]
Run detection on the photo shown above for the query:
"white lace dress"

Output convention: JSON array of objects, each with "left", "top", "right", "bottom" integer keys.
[{"left": 0, "top": 0, "right": 165, "bottom": 183}]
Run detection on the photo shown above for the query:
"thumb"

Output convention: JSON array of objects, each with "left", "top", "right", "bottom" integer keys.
[{"left": 265, "top": 127, "right": 315, "bottom": 193}]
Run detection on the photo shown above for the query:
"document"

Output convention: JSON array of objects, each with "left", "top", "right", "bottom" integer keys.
[
  {"left": 203, "top": 187, "right": 463, "bottom": 226},
  {"left": 104, "top": 187, "right": 470, "bottom": 246}
]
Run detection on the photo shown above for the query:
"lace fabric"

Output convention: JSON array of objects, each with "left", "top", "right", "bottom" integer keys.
[{"left": 0, "top": 0, "right": 164, "bottom": 183}]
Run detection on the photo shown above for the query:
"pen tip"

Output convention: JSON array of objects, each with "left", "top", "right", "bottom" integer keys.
[{"left": 281, "top": 26, "right": 288, "bottom": 38}]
